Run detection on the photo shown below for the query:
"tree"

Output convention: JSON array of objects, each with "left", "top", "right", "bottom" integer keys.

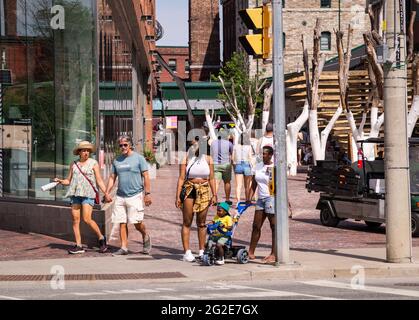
[
  {"left": 407, "top": 1, "right": 419, "bottom": 137},
  {"left": 215, "top": 52, "right": 267, "bottom": 144},
  {"left": 302, "top": 19, "right": 342, "bottom": 164}
]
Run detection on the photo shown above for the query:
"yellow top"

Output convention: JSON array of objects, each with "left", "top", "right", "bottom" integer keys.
[{"left": 213, "top": 214, "right": 233, "bottom": 235}]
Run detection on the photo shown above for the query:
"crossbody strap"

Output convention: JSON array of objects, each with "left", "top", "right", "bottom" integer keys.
[
  {"left": 74, "top": 161, "right": 98, "bottom": 194},
  {"left": 186, "top": 157, "right": 199, "bottom": 180}
]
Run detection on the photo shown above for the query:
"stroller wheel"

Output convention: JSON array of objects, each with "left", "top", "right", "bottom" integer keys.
[
  {"left": 202, "top": 254, "right": 215, "bottom": 266},
  {"left": 237, "top": 249, "right": 249, "bottom": 264}
]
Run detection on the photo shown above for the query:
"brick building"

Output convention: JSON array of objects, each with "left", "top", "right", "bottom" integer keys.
[
  {"left": 189, "top": 0, "right": 221, "bottom": 81},
  {"left": 223, "top": 0, "right": 370, "bottom": 75},
  {"left": 156, "top": 46, "right": 189, "bottom": 82}
]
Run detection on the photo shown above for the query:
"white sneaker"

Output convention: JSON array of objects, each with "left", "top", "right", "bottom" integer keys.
[
  {"left": 215, "top": 258, "right": 225, "bottom": 265},
  {"left": 198, "top": 250, "right": 205, "bottom": 259},
  {"left": 182, "top": 250, "right": 196, "bottom": 262}
]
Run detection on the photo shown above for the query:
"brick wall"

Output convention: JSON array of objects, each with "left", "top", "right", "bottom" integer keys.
[
  {"left": 189, "top": 0, "right": 221, "bottom": 81},
  {"left": 157, "top": 46, "right": 189, "bottom": 82},
  {"left": 228, "top": 0, "right": 369, "bottom": 75}
]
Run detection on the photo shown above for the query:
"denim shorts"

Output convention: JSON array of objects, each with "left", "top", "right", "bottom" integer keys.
[
  {"left": 256, "top": 197, "right": 275, "bottom": 214},
  {"left": 70, "top": 196, "right": 95, "bottom": 207},
  {"left": 234, "top": 161, "right": 252, "bottom": 176}
]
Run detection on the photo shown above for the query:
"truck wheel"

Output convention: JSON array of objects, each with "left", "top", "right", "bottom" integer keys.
[
  {"left": 365, "top": 221, "right": 382, "bottom": 229},
  {"left": 412, "top": 215, "right": 419, "bottom": 237},
  {"left": 320, "top": 207, "right": 340, "bottom": 227}
]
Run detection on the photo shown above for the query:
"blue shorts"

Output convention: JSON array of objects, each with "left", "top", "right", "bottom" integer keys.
[
  {"left": 70, "top": 196, "right": 95, "bottom": 207},
  {"left": 256, "top": 197, "right": 275, "bottom": 214},
  {"left": 234, "top": 161, "right": 252, "bottom": 176}
]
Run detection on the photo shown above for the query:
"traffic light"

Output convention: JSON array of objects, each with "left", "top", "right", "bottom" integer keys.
[{"left": 239, "top": 4, "right": 271, "bottom": 59}]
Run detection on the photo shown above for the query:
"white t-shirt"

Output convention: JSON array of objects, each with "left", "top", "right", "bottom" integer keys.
[
  {"left": 233, "top": 144, "right": 252, "bottom": 163},
  {"left": 253, "top": 162, "right": 274, "bottom": 199},
  {"left": 258, "top": 135, "right": 274, "bottom": 162}
]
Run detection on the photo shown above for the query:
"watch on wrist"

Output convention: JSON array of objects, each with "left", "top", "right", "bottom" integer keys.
[{"left": 145, "top": 192, "right": 151, "bottom": 196}]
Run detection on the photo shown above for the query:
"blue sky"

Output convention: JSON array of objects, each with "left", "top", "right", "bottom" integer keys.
[{"left": 156, "top": 0, "right": 189, "bottom": 46}]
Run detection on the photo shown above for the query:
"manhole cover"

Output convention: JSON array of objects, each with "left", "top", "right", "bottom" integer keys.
[{"left": 0, "top": 272, "right": 186, "bottom": 282}]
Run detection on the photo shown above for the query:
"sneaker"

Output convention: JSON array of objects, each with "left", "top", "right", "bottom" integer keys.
[
  {"left": 68, "top": 245, "right": 85, "bottom": 254},
  {"left": 182, "top": 250, "right": 196, "bottom": 262},
  {"left": 215, "top": 258, "right": 225, "bottom": 265},
  {"left": 143, "top": 234, "right": 152, "bottom": 255},
  {"left": 98, "top": 236, "right": 108, "bottom": 253},
  {"left": 112, "top": 248, "right": 128, "bottom": 256},
  {"left": 197, "top": 249, "right": 205, "bottom": 260}
]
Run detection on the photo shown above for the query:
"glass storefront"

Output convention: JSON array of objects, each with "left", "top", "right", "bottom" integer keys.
[{"left": 0, "top": 0, "right": 97, "bottom": 201}]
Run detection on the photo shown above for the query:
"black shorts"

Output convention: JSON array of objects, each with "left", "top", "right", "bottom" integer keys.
[{"left": 187, "top": 187, "right": 197, "bottom": 199}]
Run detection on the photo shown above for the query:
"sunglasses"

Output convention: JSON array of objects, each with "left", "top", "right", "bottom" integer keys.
[{"left": 119, "top": 143, "right": 129, "bottom": 148}]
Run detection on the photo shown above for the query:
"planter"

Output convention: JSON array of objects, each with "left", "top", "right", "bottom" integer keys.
[{"left": 147, "top": 162, "right": 157, "bottom": 180}]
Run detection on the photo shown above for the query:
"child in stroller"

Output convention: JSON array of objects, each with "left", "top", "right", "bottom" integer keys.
[{"left": 202, "top": 202, "right": 252, "bottom": 266}]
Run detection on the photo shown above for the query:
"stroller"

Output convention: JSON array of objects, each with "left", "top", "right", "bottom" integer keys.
[{"left": 201, "top": 202, "right": 254, "bottom": 266}]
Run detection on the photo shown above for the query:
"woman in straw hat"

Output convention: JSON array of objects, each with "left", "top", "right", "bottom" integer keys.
[{"left": 54, "top": 141, "right": 110, "bottom": 254}]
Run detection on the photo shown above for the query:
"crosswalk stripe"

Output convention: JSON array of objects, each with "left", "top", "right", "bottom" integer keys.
[
  {"left": 302, "top": 280, "right": 419, "bottom": 298},
  {"left": 72, "top": 288, "right": 160, "bottom": 296},
  {"left": 218, "top": 284, "right": 342, "bottom": 300},
  {"left": 158, "top": 290, "right": 339, "bottom": 300},
  {"left": 0, "top": 295, "right": 23, "bottom": 300}
]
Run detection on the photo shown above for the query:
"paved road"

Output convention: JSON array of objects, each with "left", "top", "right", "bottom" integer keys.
[{"left": 0, "top": 277, "right": 419, "bottom": 300}]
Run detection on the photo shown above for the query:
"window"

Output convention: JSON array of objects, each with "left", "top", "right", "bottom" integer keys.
[
  {"left": 283, "top": 0, "right": 285, "bottom": 8},
  {"left": 283, "top": 32, "right": 286, "bottom": 49},
  {"left": 168, "top": 59, "right": 177, "bottom": 72},
  {"left": 320, "top": 32, "right": 331, "bottom": 51},
  {"left": 320, "top": 0, "right": 331, "bottom": 8},
  {"left": 185, "top": 59, "right": 190, "bottom": 73}
]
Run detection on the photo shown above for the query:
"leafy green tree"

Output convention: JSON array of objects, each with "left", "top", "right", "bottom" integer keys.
[{"left": 212, "top": 52, "right": 268, "bottom": 141}]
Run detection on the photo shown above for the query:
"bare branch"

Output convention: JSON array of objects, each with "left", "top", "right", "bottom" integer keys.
[
  {"left": 408, "top": 9, "right": 417, "bottom": 62},
  {"left": 302, "top": 36, "right": 312, "bottom": 107},
  {"left": 364, "top": 32, "right": 384, "bottom": 101},
  {"left": 414, "top": 54, "right": 419, "bottom": 95}
]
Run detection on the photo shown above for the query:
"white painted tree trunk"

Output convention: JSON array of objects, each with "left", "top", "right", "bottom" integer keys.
[
  {"left": 286, "top": 100, "right": 309, "bottom": 176},
  {"left": 309, "top": 105, "right": 343, "bottom": 164},
  {"left": 408, "top": 95, "right": 419, "bottom": 137},
  {"left": 309, "top": 110, "right": 323, "bottom": 163},
  {"left": 204, "top": 109, "right": 217, "bottom": 142},
  {"left": 262, "top": 111, "right": 270, "bottom": 134}
]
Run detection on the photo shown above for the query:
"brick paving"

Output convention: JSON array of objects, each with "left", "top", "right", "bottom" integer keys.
[{"left": 1, "top": 164, "right": 418, "bottom": 261}]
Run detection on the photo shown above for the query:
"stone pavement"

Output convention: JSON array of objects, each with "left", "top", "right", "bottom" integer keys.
[{"left": 1, "top": 164, "right": 419, "bottom": 282}]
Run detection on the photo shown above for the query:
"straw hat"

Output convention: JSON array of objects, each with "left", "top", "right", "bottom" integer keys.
[{"left": 73, "top": 141, "right": 96, "bottom": 156}]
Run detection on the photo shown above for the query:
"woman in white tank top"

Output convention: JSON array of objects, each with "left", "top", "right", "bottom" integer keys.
[{"left": 176, "top": 137, "right": 217, "bottom": 262}]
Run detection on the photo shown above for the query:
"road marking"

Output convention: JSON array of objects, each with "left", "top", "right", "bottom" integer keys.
[
  {"left": 302, "top": 280, "right": 419, "bottom": 298},
  {"left": 224, "top": 284, "right": 342, "bottom": 300},
  {"left": 0, "top": 295, "right": 23, "bottom": 300},
  {"left": 72, "top": 288, "right": 161, "bottom": 297},
  {"left": 160, "top": 295, "right": 184, "bottom": 300},
  {"left": 158, "top": 284, "right": 341, "bottom": 300},
  {"left": 154, "top": 288, "right": 176, "bottom": 292}
]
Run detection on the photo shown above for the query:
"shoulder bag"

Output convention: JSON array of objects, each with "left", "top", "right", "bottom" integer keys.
[
  {"left": 74, "top": 161, "right": 100, "bottom": 204},
  {"left": 179, "top": 157, "right": 199, "bottom": 203}
]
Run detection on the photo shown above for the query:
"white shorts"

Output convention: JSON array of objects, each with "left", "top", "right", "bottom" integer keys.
[{"left": 112, "top": 193, "right": 145, "bottom": 224}]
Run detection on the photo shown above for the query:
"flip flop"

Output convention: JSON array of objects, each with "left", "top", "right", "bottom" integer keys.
[{"left": 262, "top": 255, "right": 276, "bottom": 264}]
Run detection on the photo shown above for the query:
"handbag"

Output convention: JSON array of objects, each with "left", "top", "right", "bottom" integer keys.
[
  {"left": 180, "top": 157, "right": 199, "bottom": 203},
  {"left": 74, "top": 161, "right": 100, "bottom": 205}
]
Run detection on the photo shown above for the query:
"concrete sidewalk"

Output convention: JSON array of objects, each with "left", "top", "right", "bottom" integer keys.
[{"left": 0, "top": 247, "right": 418, "bottom": 283}]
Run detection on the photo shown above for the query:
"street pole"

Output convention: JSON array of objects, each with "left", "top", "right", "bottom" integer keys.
[
  {"left": 272, "top": 0, "right": 290, "bottom": 265},
  {"left": 384, "top": 0, "right": 412, "bottom": 263}
]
